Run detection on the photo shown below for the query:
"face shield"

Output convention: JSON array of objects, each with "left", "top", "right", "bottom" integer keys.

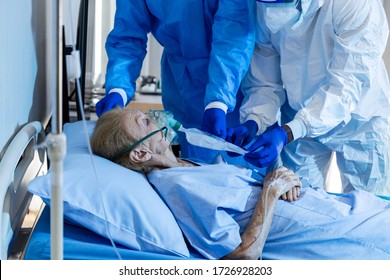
[{"left": 257, "top": 0, "right": 302, "bottom": 33}]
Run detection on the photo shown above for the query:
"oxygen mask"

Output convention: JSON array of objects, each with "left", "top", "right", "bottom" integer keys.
[{"left": 148, "top": 110, "right": 182, "bottom": 143}]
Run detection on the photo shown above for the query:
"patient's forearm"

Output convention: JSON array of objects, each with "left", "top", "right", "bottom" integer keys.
[
  {"left": 223, "top": 186, "right": 279, "bottom": 260},
  {"left": 223, "top": 166, "right": 299, "bottom": 260}
]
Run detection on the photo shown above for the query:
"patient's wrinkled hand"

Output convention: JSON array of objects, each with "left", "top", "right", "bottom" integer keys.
[
  {"left": 281, "top": 186, "right": 300, "bottom": 202},
  {"left": 263, "top": 166, "right": 301, "bottom": 201}
]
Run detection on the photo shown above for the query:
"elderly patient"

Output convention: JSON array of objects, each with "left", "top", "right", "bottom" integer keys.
[{"left": 91, "top": 108, "right": 390, "bottom": 260}]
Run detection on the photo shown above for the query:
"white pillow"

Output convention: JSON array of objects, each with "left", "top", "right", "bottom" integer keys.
[{"left": 28, "top": 120, "right": 190, "bottom": 258}]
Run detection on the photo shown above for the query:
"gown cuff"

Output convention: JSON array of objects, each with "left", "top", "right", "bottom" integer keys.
[
  {"left": 205, "top": 101, "right": 228, "bottom": 113},
  {"left": 109, "top": 88, "right": 128, "bottom": 106},
  {"left": 286, "top": 118, "right": 307, "bottom": 140}
]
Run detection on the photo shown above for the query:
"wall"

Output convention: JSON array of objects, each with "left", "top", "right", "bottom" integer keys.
[
  {"left": 89, "top": 0, "right": 116, "bottom": 87},
  {"left": 92, "top": 0, "right": 163, "bottom": 88},
  {"left": 0, "top": 0, "right": 50, "bottom": 157},
  {"left": 0, "top": 0, "right": 85, "bottom": 157}
]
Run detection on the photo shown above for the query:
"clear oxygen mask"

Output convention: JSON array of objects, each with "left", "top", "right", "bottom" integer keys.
[{"left": 148, "top": 110, "right": 182, "bottom": 143}]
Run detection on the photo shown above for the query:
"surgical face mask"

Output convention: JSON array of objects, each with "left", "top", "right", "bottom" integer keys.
[
  {"left": 147, "top": 110, "right": 182, "bottom": 143},
  {"left": 261, "top": 0, "right": 302, "bottom": 33}
]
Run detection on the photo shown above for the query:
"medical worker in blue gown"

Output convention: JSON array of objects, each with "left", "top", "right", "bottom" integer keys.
[
  {"left": 227, "top": 0, "right": 390, "bottom": 196},
  {"left": 95, "top": 0, "right": 256, "bottom": 163},
  {"left": 90, "top": 108, "right": 390, "bottom": 260}
]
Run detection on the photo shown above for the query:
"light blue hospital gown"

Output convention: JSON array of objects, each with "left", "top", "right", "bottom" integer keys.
[{"left": 147, "top": 164, "right": 390, "bottom": 260}]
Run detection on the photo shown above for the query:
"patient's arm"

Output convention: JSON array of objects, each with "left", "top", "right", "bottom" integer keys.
[{"left": 222, "top": 166, "right": 301, "bottom": 260}]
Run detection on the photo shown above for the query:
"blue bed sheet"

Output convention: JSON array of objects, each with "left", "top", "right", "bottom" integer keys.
[
  {"left": 25, "top": 195, "right": 390, "bottom": 260},
  {"left": 24, "top": 206, "right": 203, "bottom": 260}
]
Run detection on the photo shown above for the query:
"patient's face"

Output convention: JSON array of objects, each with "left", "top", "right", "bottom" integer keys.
[{"left": 122, "top": 109, "right": 171, "bottom": 154}]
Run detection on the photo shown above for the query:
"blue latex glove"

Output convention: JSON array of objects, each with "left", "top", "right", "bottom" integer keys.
[
  {"left": 244, "top": 123, "right": 287, "bottom": 167},
  {"left": 95, "top": 92, "right": 124, "bottom": 117},
  {"left": 201, "top": 108, "right": 227, "bottom": 139},
  {"left": 226, "top": 120, "right": 258, "bottom": 147}
]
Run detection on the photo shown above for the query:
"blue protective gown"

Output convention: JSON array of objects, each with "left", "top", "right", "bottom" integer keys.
[
  {"left": 147, "top": 163, "right": 390, "bottom": 260},
  {"left": 240, "top": 0, "right": 390, "bottom": 195},
  {"left": 105, "top": 0, "right": 256, "bottom": 162}
]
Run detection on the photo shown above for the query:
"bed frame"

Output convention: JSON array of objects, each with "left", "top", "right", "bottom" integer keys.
[
  {"left": 0, "top": 122, "right": 47, "bottom": 259},
  {"left": 6, "top": 122, "right": 389, "bottom": 260}
]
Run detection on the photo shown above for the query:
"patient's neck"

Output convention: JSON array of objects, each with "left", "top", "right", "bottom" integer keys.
[{"left": 149, "top": 149, "right": 195, "bottom": 169}]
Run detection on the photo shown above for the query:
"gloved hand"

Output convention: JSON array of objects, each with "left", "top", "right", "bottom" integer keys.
[
  {"left": 95, "top": 92, "right": 124, "bottom": 117},
  {"left": 244, "top": 123, "right": 287, "bottom": 167},
  {"left": 201, "top": 108, "right": 227, "bottom": 139},
  {"left": 226, "top": 120, "right": 258, "bottom": 147}
]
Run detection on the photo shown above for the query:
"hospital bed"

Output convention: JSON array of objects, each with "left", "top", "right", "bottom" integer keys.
[
  {"left": 2, "top": 120, "right": 390, "bottom": 260},
  {"left": 0, "top": 120, "right": 202, "bottom": 260}
]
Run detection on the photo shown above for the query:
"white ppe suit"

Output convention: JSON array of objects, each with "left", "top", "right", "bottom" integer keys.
[{"left": 241, "top": 0, "right": 390, "bottom": 196}]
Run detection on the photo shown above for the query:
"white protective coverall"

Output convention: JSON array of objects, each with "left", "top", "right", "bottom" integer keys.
[{"left": 240, "top": 0, "right": 390, "bottom": 196}]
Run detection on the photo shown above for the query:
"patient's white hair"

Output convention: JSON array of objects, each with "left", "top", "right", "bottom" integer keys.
[{"left": 90, "top": 108, "right": 153, "bottom": 174}]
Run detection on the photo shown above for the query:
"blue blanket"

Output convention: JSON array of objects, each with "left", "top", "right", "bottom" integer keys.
[{"left": 148, "top": 163, "right": 390, "bottom": 260}]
